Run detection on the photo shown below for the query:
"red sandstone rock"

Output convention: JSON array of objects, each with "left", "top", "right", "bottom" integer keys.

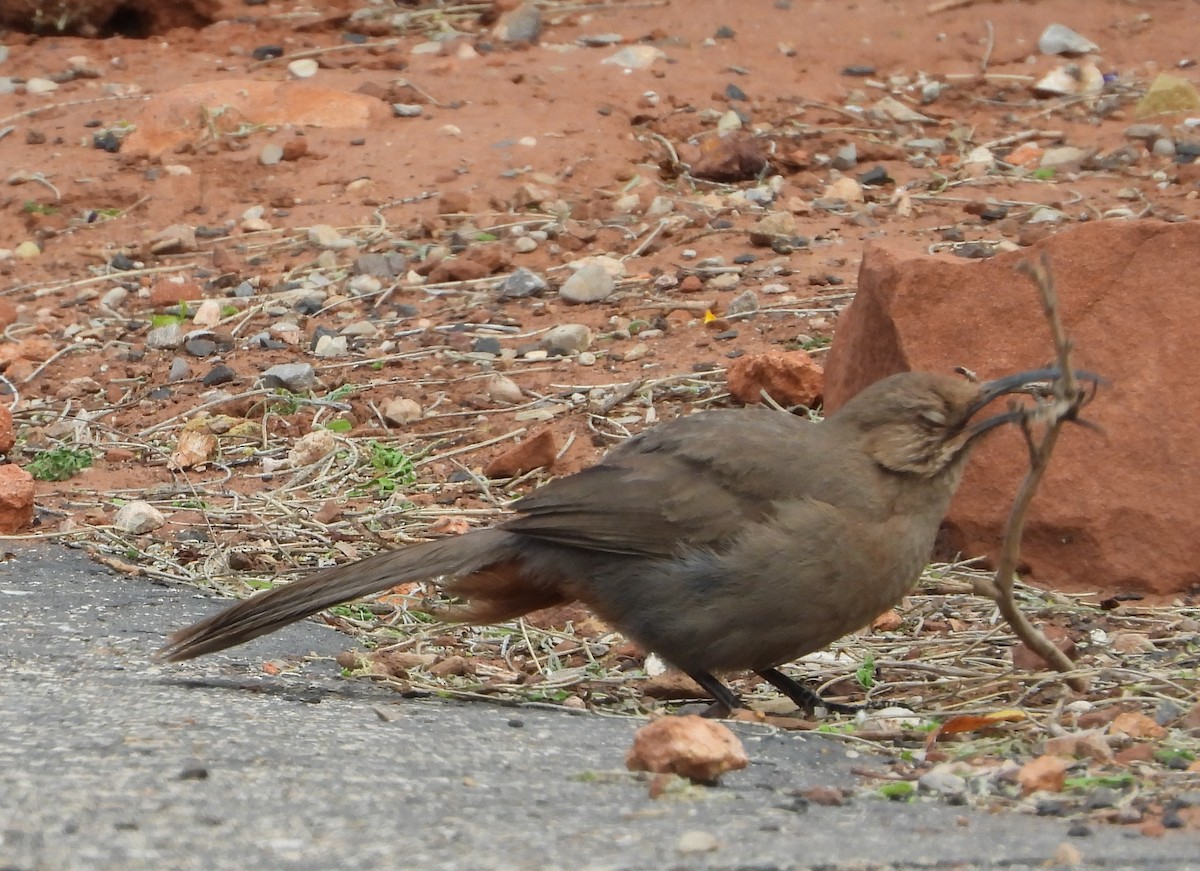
[
  {"left": 124, "top": 80, "right": 389, "bottom": 158},
  {"left": 427, "top": 258, "right": 491, "bottom": 284},
  {"left": 824, "top": 220, "right": 1200, "bottom": 597},
  {"left": 0, "top": 464, "right": 34, "bottom": 533},
  {"left": 484, "top": 428, "right": 559, "bottom": 479},
  {"left": 0, "top": 405, "right": 13, "bottom": 454},
  {"left": 149, "top": 280, "right": 203, "bottom": 307},
  {"left": 690, "top": 134, "right": 770, "bottom": 183},
  {"left": 0, "top": 299, "right": 17, "bottom": 331},
  {"left": 726, "top": 351, "right": 823, "bottom": 408},
  {"left": 625, "top": 715, "right": 748, "bottom": 784}
]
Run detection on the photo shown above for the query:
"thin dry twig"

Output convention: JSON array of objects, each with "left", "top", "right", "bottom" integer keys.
[{"left": 975, "top": 253, "right": 1094, "bottom": 692}]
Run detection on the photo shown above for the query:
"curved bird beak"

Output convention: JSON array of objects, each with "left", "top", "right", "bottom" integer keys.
[{"left": 962, "top": 367, "right": 1105, "bottom": 439}]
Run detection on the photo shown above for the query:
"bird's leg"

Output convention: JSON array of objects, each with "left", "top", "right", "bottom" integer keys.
[
  {"left": 756, "top": 667, "right": 863, "bottom": 716},
  {"left": 685, "top": 670, "right": 744, "bottom": 718}
]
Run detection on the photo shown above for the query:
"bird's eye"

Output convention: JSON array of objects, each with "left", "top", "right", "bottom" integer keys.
[{"left": 918, "top": 408, "right": 946, "bottom": 427}]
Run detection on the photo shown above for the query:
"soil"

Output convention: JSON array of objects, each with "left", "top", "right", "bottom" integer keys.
[{"left": 2, "top": 0, "right": 1199, "bottom": 830}]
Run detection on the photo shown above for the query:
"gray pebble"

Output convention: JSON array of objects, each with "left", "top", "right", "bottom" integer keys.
[
  {"left": 1152, "top": 138, "right": 1177, "bottom": 157},
  {"left": 260, "top": 362, "right": 317, "bottom": 391},
  {"left": 906, "top": 138, "right": 945, "bottom": 154},
  {"left": 100, "top": 286, "right": 128, "bottom": 308},
  {"left": 498, "top": 267, "right": 548, "bottom": 299},
  {"left": 541, "top": 324, "right": 592, "bottom": 353},
  {"left": 577, "top": 33, "right": 623, "bottom": 47},
  {"left": 497, "top": 3, "right": 542, "bottom": 43},
  {"left": 918, "top": 770, "right": 967, "bottom": 799},
  {"left": 1085, "top": 787, "right": 1120, "bottom": 809},
  {"left": 558, "top": 262, "right": 614, "bottom": 303},
  {"left": 472, "top": 336, "right": 502, "bottom": 355},
  {"left": 831, "top": 144, "right": 858, "bottom": 170},
  {"left": 1038, "top": 23, "right": 1099, "bottom": 56},
  {"left": 167, "top": 357, "right": 191, "bottom": 382},
  {"left": 314, "top": 335, "right": 348, "bottom": 358},
  {"left": 203, "top": 365, "right": 235, "bottom": 386},
  {"left": 146, "top": 323, "right": 183, "bottom": 350},
  {"left": 726, "top": 290, "right": 759, "bottom": 317},
  {"left": 354, "top": 253, "right": 404, "bottom": 278},
  {"left": 1125, "top": 124, "right": 1168, "bottom": 141}
]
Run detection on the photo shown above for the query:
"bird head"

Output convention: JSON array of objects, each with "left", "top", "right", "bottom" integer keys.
[{"left": 833, "top": 368, "right": 1099, "bottom": 477}]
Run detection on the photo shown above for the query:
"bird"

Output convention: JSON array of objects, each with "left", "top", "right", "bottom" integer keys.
[{"left": 161, "top": 367, "right": 1096, "bottom": 716}]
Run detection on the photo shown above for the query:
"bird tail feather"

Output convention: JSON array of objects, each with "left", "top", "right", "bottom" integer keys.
[{"left": 159, "top": 529, "right": 517, "bottom": 661}]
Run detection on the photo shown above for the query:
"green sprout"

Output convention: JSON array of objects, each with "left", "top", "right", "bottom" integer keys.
[{"left": 25, "top": 447, "right": 93, "bottom": 481}]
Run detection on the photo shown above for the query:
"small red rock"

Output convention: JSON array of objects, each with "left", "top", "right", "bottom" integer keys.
[
  {"left": 801, "top": 785, "right": 845, "bottom": 806},
  {"left": 427, "top": 258, "right": 491, "bottom": 284},
  {"left": 1113, "top": 744, "right": 1156, "bottom": 765},
  {"left": 726, "top": 350, "right": 824, "bottom": 407},
  {"left": 871, "top": 609, "right": 903, "bottom": 632},
  {"left": 429, "top": 655, "right": 473, "bottom": 678},
  {"left": 626, "top": 715, "right": 749, "bottom": 784},
  {"left": 0, "top": 464, "right": 35, "bottom": 533},
  {"left": 281, "top": 138, "right": 309, "bottom": 161},
  {"left": 438, "top": 189, "right": 473, "bottom": 215},
  {"left": 1017, "top": 754, "right": 1068, "bottom": 794},
  {"left": 0, "top": 405, "right": 14, "bottom": 454},
  {"left": 483, "top": 428, "right": 559, "bottom": 479},
  {"left": 690, "top": 133, "right": 769, "bottom": 183},
  {"left": 1110, "top": 711, "right": 1166, "bottom": 739},
  {"left": 1182, "top": 700, "right": 1200, "bottom": 730},
  {"left": 464, "top": 242, "right": 511, "bottom": 275},
  {"left": 149, "top": 279, "right": 202, "bottom": 306}
]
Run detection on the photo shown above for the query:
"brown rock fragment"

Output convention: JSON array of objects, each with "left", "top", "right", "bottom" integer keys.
[
  {"left": 124, "top": 80, "right": 389, "bottom": 158},
  {"left": 1017, "top": 754, "right": 1068, "bottom": 794},
  {"left": 626, "top": 715, "right": 749, "bottom": 784},
  {"left": 428, "top": 655, "right": 473, "bottom": 678},
  {"left": 1182, "top": 700, "right": 1200, "bottom": 731},
  {"left": 0, "top": 299, "right": 17, "bottom": 331},
  {"left": 149, "top": 280, "right": 203, "bottom": 307},
  {"left": 0, "top": 464, "right": 35, "bottom": 533},
  {"left": 438, "top": 189, "right": 473, "bottom": 215},
  {"left": 483, "top": 428, "right": 559, "bottom": 478},
  {"left": 690, "top": 134, "right": 770, "bottom": 183},
  {"left": 427, "top": 258, "right": 491, "bottom": 284},
  {"left": 726, "top": 351, "right": 823, "bottom": 407},
  {"left": 1110, "top": 711, "right": 1166, "bottom": 740},
  {"left": 0, "top": 405, "right": 14, "bottom": 454},
  {"left": 1041, "top": 729, "right": 1113, "bottom": 763}
]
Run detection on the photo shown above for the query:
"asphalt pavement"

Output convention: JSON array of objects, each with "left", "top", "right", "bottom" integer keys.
[{"left": 0, "top": 542, "right": 1195, "bottom": 870}]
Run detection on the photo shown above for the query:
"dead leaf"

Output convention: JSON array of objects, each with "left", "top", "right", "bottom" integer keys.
[
  {"left": 926, "top": 708, "right": 1027, "bottom": 748},
  {"left": 428, "top": 516, "right": 471, "bottom": 536},
  {"left": 1017, "top": 754, "right": 1069, "bottom": 794},
  {"left": 1110, "top": 711, "right": 1166, "bottom": 739},
  {"left": 168, "top": 430, "right": 217, "bottom": 470},
  {"left": 871, "top": 609, "right": 903, "bottom": 632}
]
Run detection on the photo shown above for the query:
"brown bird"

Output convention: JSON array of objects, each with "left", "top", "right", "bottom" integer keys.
[{"left": 161, "top": 367, "right": 1093, "bottom": 715}]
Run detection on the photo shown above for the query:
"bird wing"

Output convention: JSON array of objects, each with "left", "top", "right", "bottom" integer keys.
[{"left": 501, "top": 408, "right": 818, "bottom": 557}]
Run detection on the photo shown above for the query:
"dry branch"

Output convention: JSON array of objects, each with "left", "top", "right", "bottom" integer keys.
[{"left": 974, "top": 253, "right": 1096, "bottom": 692}]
